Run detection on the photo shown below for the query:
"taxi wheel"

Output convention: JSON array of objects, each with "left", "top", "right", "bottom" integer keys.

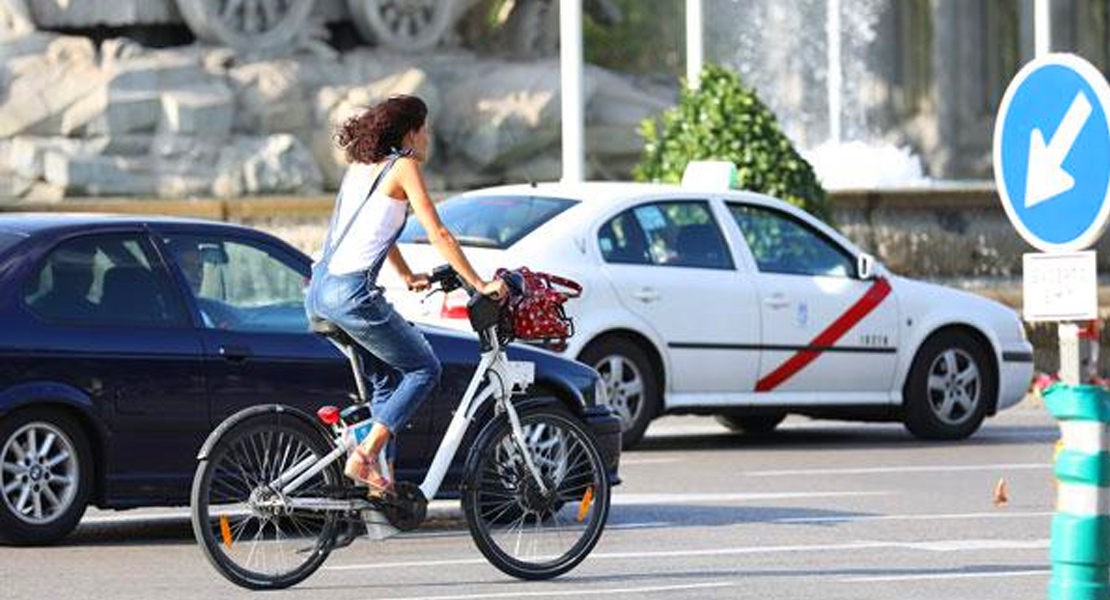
[
  {"left": 0, "top": 408, "right": 93, "bottom": 545},
  {"left": 580, "top": 337, "right": 660, "bottom": 450},
  {"left": 903, "top": 330, "right": 994, "bottom": 440},
  {"left": 715, "top": 413, "right": 786, "bottom": 435}
]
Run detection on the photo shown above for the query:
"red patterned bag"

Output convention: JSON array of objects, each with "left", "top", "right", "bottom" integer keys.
[{"left": 495, "top": 267, "right": 582, "bottom": 344}]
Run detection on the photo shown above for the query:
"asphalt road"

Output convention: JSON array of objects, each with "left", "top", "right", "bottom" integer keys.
[{"left": 1, "top": 407, "right": 1058, "bottom": 600}]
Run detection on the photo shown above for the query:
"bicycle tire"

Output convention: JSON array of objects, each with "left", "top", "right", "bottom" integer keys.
[
  {"left": 462, "top": 405, "right": 610, "bottom": 580},
  {"left": 190, "top": 412, "right": 341, "bottom": 590}
]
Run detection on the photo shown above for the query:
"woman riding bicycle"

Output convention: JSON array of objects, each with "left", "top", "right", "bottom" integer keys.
[{"left": 305, "top": 94, "right": 507, "bottom": 493}]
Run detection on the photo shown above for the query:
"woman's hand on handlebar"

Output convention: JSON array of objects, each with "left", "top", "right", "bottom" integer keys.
[
  {"left": 480, "top": 278, "right": 508, "bottom": 300},
  {"left": 405, "top": 272, "right": 431, "bottom": 292}
]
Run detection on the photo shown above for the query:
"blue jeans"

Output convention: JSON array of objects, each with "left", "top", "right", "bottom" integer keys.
[{"left": 306, "top": 269, "right": 442, "bottom": 459}]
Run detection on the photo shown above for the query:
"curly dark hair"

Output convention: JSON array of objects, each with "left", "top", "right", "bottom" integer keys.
[{"left": 335, "top": 95, "right": 428, "bottom": 164}]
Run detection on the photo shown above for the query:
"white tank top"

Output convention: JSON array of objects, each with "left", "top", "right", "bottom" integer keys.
[{"left": 327, "top": 162, "right": 409, "bottom": 276}]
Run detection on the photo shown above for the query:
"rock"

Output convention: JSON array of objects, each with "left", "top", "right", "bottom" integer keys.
[
  {"left": 586, "top": 67, "right": 671, "bottom": 128},
  {"left": 106, "top": 48, "right": 208, "bottom": 91},
  {"left": 503, "top": 154, "right": 562, "bottom": 183},
  {"left": 21, "top": 181, "right": 64, "bottom": 202},
  {"left": 85, "top": 90, "right": 164, "bottom": 135},
  {"left": 9, "top": 136, "right": 110, "bottom": 180},
  {"left": 312, "top": 68, "right": 441, "bottom": 184},
  {"left": 0, "top": 0, "right": 34, "bottom": 42},
  {"left": 587, "top": 124, "right": 641, "bottom": 157},
  {"left": 214, "top": 134, "right": 323, "bottom": 197},
  {"left": 228, "top": 60, "right": 310, "bottom": 135},
  {"left": 24, "top": 0, "right": 180, "bottom": 28},
  {"left": 437, "top": 60, "right": 590, "bottom": 169},
  {"left": 160, "top": 83, "right": 234, "bottom": 136},
  {"left": 43, "top": 152, "right": 156, "bottom": 196},
  {"left": 0, "top": 37, "right": 105, "bottom": 136}
]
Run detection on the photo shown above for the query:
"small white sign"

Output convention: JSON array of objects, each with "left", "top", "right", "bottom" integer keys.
[{"left": 1022, "top": 251, "right": 1098, "bottom": 321}]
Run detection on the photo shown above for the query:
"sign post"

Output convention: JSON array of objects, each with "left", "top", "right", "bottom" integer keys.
[{"left": 994, "top": 53, "right": 1110, "bottom": 600}]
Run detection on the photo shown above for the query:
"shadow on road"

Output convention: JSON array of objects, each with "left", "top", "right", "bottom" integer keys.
[
  {"left": 635, "top": 421, "right": 1056, "bottom": 453},
  {"left": 609, "top": 503, "right": 875, "bottom": 529},
  {"left": 66, "top": 517, "right": 196, "bottom": 547}
]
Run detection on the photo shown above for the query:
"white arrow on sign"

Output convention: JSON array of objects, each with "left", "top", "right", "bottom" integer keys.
[{"left": 1025, "top": 91, "right": 1092, "bottom": 208}]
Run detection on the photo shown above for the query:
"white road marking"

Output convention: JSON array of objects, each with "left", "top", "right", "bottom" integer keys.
[
  {"left": 366, "top": 581, "right": 736, "bottom": 600},
  {"left": 613, "top": 490, "right": 893, "bottom": 505},
  {"left": 746, "top": 463, "right": 1051, "bottom": 477},
  {"left": 844, "top": 568, "right": 1049, "bottom": 583},
  {"left": 326, "top": 538, "right": 1049, "bottom": 571},
  {"left": 773, "top": 510, "right": 1053, "bottom": 524},
  {"left": 618, "top": 457, "right": 683, "bottom": 466}
]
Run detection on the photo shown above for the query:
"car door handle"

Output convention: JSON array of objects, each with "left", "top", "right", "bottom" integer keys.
[
  {"left": 631, "top": 287, "right": 661, "bottom": 303},
  {"left": 218, "top": 345, "right": 253, "bottom": 362},
  {"left": 764, "top": 294, "right": 790, "bottom": 309}
]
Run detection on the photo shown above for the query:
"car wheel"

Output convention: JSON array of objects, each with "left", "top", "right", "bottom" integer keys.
[
  {"left": 715, "top": 413, "right": 786, "bottom": 435},
  {"left": 580, "top": 337, "right": 660, "bottom": 449},
  {"left": 903, "top": 330, "right": 994, "bottom": 440},
  {"left": 0, "top": 407, "right": 93, "bottom": 545}
]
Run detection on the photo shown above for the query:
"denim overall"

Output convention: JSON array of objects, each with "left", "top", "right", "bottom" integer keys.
[{"left": 305, "top": 151, "right": 442, "bottom": 462}]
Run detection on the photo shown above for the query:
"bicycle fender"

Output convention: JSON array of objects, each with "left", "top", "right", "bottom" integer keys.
[{"left": 196, "top": 404, "right": 333, "bottom": 461}]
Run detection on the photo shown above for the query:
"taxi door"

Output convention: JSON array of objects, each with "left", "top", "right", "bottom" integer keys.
[{"left": 724, "top": 202, "right": 900, "bottom": 397}]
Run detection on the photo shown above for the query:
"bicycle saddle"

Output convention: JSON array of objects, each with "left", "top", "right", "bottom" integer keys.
[{"left": 309, "top": 317, "right": 356, "bottom": 347}]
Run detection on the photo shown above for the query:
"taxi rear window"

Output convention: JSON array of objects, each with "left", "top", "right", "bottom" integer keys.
[{"left": 399, "top": 195, "right": 575, "bottom": 249}]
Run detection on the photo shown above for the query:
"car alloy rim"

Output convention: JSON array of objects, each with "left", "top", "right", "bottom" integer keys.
[
  {"left": 494, "top": 422, "right": 570, "bottom": 483},
  {"left": 926, "top": 348, "right": 981, "bottom": 426},
  {"left": 1, "top": 422, "right": 79, "bottom": 524},
  {"left": 595, "top": 355, "right": 644, "bottom": 432}
]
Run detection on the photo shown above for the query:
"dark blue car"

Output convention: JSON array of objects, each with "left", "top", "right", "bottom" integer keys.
[{"left": 0, "top": 214, "right": 621, "bottom": 544}]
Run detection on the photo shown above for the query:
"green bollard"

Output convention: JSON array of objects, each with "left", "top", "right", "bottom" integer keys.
[{"left": 1046, "top": 384, "right": 1110, "bottom": 600}]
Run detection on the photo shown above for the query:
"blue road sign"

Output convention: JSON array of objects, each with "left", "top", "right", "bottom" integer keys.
[{"left": 994, "top": 53, "right": 1110, "bottom": 252}]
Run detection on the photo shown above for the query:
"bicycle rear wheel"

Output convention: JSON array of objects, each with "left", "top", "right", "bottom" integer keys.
[
  {"left": 190, "top": 413, "right": 340, "bottom": 590},
  {"left": 462, "top": 406, "right": 610, "bottom": 580}
]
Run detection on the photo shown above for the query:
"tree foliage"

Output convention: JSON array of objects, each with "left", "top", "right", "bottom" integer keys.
[{"left": 634, "top": 64, "right": 829, "bottom": 220}]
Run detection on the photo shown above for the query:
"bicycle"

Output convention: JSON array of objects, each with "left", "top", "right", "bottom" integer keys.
[{"left": 189, "top": 265, "right": 611, "bottom": 590}]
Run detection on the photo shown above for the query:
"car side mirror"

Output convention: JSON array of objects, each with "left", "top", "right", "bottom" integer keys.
[{"left": 856, "top": 253, "right": 876, "bottom": 280}]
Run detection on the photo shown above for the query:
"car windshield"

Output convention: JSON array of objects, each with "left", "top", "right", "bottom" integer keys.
[
  {"left": 0, "top": 231, "right": 24, "bottom": 256},
  {"left": 399, "top": 195, "right": 576, "bottom": 249}
]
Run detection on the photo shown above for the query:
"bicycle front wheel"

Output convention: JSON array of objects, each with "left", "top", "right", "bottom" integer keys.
[
  {"left": 462, "top": 406, "right": 610, "bottom": 580},
  {"left": 190, "top": 412, "right": 340, "bottom": 590}
]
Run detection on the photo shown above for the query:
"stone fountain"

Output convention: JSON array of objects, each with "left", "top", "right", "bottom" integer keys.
[{"left": 0, "top": 0, "right": 670, "bottom": 200}]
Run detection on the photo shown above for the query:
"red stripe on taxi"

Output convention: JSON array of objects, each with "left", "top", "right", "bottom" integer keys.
[{"left": 754, "top": 277, "right": 893, "bottom": 392}]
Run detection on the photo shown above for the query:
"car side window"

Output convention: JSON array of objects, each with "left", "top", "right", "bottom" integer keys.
[
  {"left": 598, "top": 210, "right": 651, "bottom": 265},
  {"left": 163, "top": 234, "right": 308, "bottom": 333},
  {"left": 631, "top": 201, "right": 733, "bottom": 270},
  {"left": 729, "top": 204, "right": 855, "bottom": 278},
  {"left": 23, "top": 234, "right": 186, "bottom": 327}
]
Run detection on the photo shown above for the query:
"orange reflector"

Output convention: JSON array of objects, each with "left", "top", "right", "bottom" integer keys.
[
  {"left": 219, "top": 515, "right": 233, "bottom": 549},
  {"left": 576, "top": 486, "right": 594, "bottom": 522}
]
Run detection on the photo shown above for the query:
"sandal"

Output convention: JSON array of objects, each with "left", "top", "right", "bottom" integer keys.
[{"left": 344, "top": 447, "right": 391, "bottom": 491}]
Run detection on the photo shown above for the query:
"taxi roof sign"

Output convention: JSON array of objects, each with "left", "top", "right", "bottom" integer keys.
[{"left": 681, "top": 160, "right": 737, "bottom": 191}]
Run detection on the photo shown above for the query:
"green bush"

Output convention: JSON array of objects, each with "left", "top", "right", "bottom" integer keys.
[{"left": 634, "top": 64, "right": 829, "bottom": 220}]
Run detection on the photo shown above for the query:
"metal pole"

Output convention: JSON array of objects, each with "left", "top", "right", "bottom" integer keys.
[
  {"left": 685, "top": 0, "right": 704, "bottom": 89},
  {"left": 559, "top": 0, "right": 585, "bottom": 183},
  {"left": 827, "top": 0, "right": 842, "bottom": 145},
  {"left": 1035, "top": 0, "right": 1051, "bottom": 57}
]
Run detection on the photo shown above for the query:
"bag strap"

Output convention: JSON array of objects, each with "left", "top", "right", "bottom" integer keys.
[
  {"left": 535, "top": 271, "right": 582, "bottom": 298},
  {"left": 318, "top": 149, "right": 412, "bottom": 268}
]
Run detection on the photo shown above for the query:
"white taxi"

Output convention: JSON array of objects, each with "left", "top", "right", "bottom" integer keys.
[{"left": 383, "top": 169, "right": 1034, "bottom": 448}]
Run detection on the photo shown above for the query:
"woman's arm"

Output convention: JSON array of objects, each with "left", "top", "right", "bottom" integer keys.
[
  {"left": 395, "top": 159, "right": 504, "bottom": 296},
  {"left": 386, "top": 244, "right": 428, "bottom": 291}
]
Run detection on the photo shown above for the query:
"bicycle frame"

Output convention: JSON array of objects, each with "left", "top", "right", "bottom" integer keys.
[{"left": 265, "top": 325, "right": 542, "bottom": 506}]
